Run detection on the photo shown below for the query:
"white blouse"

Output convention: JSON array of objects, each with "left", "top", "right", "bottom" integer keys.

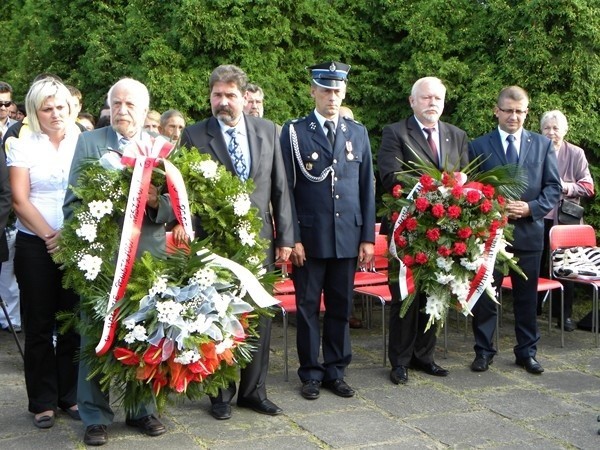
[{"left": 7, "top": 124, "right": 80, "bottom": 234}]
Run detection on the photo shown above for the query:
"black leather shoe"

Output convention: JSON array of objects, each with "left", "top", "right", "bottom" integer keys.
[
  {"left": 210, "top": 403, "right": 232, "bottom": 420},
  {"left": 558, "top": 318, "right": 575, "bottom": 332},
  {"left": 84, "top": 424, "right": 108, "bottom": 446},
  {"left": 322, "top": 379, "right": 355, "bottom": 397},
  {"left": 237, "top": 398, "right": 283, "bottom": 415},
  {"left": 125, "top": 414, "right": 166, "bottom": 436},
  {"left": 301, "top": 380, "right": 321, "bottom": 400},
  {"left": 515, "top": 357, "right": 544, "bottom": 374},
  {"left": 471, "top": 354, "right": 493, "bottom": 372},
  {"left": 390, "top": 366, "right": 408, "bottom": 384},
  {"left": 412, "top": 360, "right": 449, "bottom": 377}
]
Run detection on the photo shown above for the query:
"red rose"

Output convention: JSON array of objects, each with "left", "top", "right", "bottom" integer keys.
[
  {"left": 414, "top": 196, "right": 430, "bottom": 211},
  {"left": 395, "top": 234, "right": 407, "bottom": 248},
  {"left": 404, "top": 216, "right": 418, "bottom": 231},
  {"left": 480, "top": 199, "right": 493, "bottom": 213},
  {"left": 392, "top": 184, "right": 402, "bottom": 198},
  {"left": 482, "top": 184, "right": 495, "bottom": 198},
  {"left": 497, "top": 195, "right": 506, "bottom": 206},
  {"left": 466, "top": 190, "right": 481, "bottom": 204},
  {"left": 457, "top": 227, "right": 472, "bottom": 239},
  {"left": 419, "top": 174, "right": 435, "bottom": 189},
  {"left": 402, "top": 254, "right": 415, "bottom": 267},
  {"left": 415, "top": 252, "right": 429, "bottom": 264},
  {"left": 426, "top": 228, "right": 441, "bottom": 242},
  {"left": 437, "top": 246, "right": 452, "bottom": 257},
  {"left": 451, "top": 185, "right": 464, "bottom": 198},
  {"left": 431, "top": 203, "right": 445, "bottom": 218},
  {"left": 453, "top": 242, "right": 467, "bottom": 255},
  {"left": 442, "top": 172, "right": 456, "bottom": 187},
  {"left": 447, "top": 205, "right": 462, "bottom": 219}
]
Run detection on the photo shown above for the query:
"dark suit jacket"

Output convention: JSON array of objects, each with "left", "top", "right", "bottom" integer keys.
[
  {"left": 0, "top": 147, "right": 11, "bottom": 262},
  {"left": 378, "top": 116, "right": 469, "bottom": 234},
  {"left": 63, "top": 127, "right": 175, "bottom": 258},
  {"left": 179, "top": 114, "right": 294, "bottom": 265},
  {"left": 378, "top": 115, "right": 469, "bottom": 192},
  {"left": 469, "top": 128, "right": 561, "bottom": 251},
  {"left": 280, "top": 111, "right": 376, "bottom": 259}
]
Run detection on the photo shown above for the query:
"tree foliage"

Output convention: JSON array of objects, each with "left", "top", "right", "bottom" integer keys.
[{"left": 2, "top": 0, "right": 600, "bottom": 218}]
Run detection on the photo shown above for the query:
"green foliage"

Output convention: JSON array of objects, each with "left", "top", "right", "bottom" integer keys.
[{"left": 2, "top": 0, "right": 600, "bottom": 227}]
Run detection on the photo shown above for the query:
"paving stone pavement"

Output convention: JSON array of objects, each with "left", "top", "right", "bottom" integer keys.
[{"left": 1, "top": 305, "right": 599, "bottom": 449}]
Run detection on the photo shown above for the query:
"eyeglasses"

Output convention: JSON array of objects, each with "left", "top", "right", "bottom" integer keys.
[
  {"left": 497, "top": 107, "right": 528, "bottom": 116},
  {"left": 0, "top": 101, "right": 12, "bottom": 108}
]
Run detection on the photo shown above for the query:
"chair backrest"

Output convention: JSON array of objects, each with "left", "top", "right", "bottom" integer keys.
[{"left": 549, "top": 224, "right": 597, "bottom": 251}]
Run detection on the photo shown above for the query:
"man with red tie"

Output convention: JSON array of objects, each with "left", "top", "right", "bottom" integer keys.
[{"left": 378, "top": 77, "right": 469, "bottom": 385}]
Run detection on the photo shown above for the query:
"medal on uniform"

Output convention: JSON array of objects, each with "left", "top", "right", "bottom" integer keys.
[
  {"left": 346, "top": 141, "right": 354, "bottom": 160},
  {"left": 305, "top": 162, "right": 313, "bottom": 170}
]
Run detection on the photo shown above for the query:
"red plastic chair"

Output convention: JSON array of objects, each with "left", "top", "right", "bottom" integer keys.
[{"left": 549, "top": 224, "right": 599, "bottom": 347}]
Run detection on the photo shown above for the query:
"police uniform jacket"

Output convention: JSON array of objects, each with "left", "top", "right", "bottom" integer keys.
[{"left": 281, "top": 111, "right": 375, "bottom": 259}]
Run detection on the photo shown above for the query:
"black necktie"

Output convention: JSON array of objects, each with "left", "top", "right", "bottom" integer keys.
[
  {"left": 506, "top": 134, "right": 518, "bottom": 164},
  {"left": 324, "top": 120, "right": 335, "bottom": 147},
  {"left": 423, "top": 127, "right": 439, "bottom": 167}
]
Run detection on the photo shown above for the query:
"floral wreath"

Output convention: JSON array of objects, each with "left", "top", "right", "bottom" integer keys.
[
  {"left": 55, "top": 140, "right": 273, "bottom": 414},
  {"left": 379, "top": 159, "right": 526, "bottom": 331}
]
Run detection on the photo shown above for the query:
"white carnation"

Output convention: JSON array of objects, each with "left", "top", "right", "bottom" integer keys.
[
  {"left": 197, "top": 159, "right": 219, "bottom": 179},
  {"left": 190, "top": 268, "right": 217, "bottom": 289},
  {"left": 174, "top": 349, "right": 201, "bottom": 365},
  {"left": 149, "top": 276, "right": 169, "bottom": 297},
  {"left": 75, "top": 223, "right": 98, "bottom": 243},
  {"left": 124, "top": 325, "right": 148, "bottom": 344},
  {"left": 77, "top": 254, "right": 103, "bottom": 280},
  {"left": 156, "top": 300, "right": 184, "bottom": 325},
  {"left": 231, "top": 193, "right": 252, "bottom": 216},
  {"left": 237, "top": 221, "right": 256, "bottom": 246},
  {"left": 88, "top": 200, "right": 113, "bottom": 219}
]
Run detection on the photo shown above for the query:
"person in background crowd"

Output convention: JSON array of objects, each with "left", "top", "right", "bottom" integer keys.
[
  {"left": 244, "top": 83, "right": 264, "bottom": 118},
  {"left": 0, "top": 81, "right": 17, "bottom": 141},
  {"left": 158, "top": 109, "right": 185, "bottom": 143},
  {"left": 7, "top": 78, "right": 81, "bottom": 429},
  {"left": 539, "top": 109, "right": 594, "bottom": 331},
  {"left": 179, "top": 64, "right": 294, "bottom": 420},
  {"left": 281, "top": 61, "right": 375, "bottom": 401},
  {"left": 143, "top": 109, "right": 160, "bottom": 134},
  {"left": 15, "top": 103, "right": 26, "bottom": 121},
  {"left": 64, "top": 78, "right": 171, "bottom": 446},
  {"left": 378, "top": 76, "right": 468, "bottom": 385},
  {"left": 0, "top": 122, "right": 13, "bottom": 333},
  {"left": 469, "top": 86, "right": 560, "bottom": 375},
  {"left": 8, "top": 102, "right": 17, "bottom": 120},
  {"left": 77, "top": 112, "right": 95, "bottom": 132}
]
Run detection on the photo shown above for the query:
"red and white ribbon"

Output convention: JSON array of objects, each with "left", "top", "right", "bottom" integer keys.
[{"left": 96, "top": 136, "right": 193, "bottom": 355}]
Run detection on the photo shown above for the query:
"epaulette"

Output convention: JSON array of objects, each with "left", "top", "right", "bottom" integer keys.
[
  {"left": 290, "top": 116, "right": 307, "bottom": 124},
  {"left": 343, "top": 116, "right": 364, "bottom": 126}
]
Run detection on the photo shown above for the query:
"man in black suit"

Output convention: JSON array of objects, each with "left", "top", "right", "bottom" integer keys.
[
  {"left": 179, "top": 64, "right": 294, "bottom": 420},
  {"left": 469, "top": 86, "right": 560, "bottom": 374},
  {"left": 378, "top": 76, "right": 469, "bottom": 385},
  {"left": 280, "top": 61, "right": 375, "bottom": 400}
]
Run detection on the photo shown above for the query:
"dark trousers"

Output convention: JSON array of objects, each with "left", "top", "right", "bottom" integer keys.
[
  {"left": 293, "top": 256, "right": 356, "bottom": 382},
  {"left": 472, "top": 250, "right": 541, "bottom": 360},
  {"left": 210, "top": 315, "right": 272, "bottom": 405},
  {"left": 14, "top": 232, "right": 79, "bottom": 414},
  {"left": 388, "top": 283, "right": 437, "bottom": 368}
]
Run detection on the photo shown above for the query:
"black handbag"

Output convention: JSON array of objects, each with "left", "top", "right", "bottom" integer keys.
[{"left": 558, "top": 199, "right": 584, "bottom": 225}]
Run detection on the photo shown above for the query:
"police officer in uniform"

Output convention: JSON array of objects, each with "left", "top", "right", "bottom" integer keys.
[{"left": 280, "top": 62, "right": 375, "bottom": 400}]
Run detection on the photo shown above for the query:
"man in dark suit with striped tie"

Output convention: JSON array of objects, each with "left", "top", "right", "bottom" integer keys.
[
  {"left": 378, "top": 77, "right": 469, "bottom": 385},
  {"left": 179, "top": 64, "right": 294, "bottom": 420}
]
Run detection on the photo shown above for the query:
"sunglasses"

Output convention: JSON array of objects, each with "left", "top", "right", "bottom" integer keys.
[{"left": 0, "top": 101, "right": 12, "bottom": 108}]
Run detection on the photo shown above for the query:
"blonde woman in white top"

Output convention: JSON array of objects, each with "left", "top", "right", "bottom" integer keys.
[{"left": 7, "top": 78, "right": 81, "bottom": 428}]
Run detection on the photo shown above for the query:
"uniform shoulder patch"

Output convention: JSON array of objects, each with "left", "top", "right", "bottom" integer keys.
[{"left": 290, "top": 116, "right": 307, "bottom": 124}]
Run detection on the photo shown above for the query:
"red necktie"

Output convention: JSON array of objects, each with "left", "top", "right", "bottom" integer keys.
[{"left": 423, "top": 127, "right": 439, "bottom": 167}]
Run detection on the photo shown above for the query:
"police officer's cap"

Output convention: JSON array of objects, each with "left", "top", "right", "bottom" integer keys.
[{"left": 307, "top": 61, "right": 350, "bottom": 89}]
